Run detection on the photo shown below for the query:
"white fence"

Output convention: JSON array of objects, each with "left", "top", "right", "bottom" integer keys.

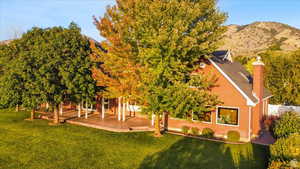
[{"left": 268, "top": 104, "right": 300, "bottom": 116}]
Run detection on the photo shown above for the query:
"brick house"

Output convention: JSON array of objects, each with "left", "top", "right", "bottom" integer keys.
[
  {"left": 93, "top": 50, "right": 271, "bottom": 142},
  {"left": 165, "top": 50, "right": 272, "bottom": 142}
]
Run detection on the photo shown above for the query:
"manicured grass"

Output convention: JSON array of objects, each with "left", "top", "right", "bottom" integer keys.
[{"left": 0, "top": 109, "right": 269, "bottom": 169}]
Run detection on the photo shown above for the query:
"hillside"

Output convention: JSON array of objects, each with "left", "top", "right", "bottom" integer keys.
[
  {"left": 221, "top": 22, "right": 300, "bottom": 57},
  {"left": 0, "top": 39, "right": 12, "bottom": 45}
]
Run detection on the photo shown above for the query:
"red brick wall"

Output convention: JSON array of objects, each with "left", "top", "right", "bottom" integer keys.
[
  {"left": 167, "top": 61, "right": 251, "bottom": 141},
  {"left": 252, "top": 64, "right": 264, "bottom": 136}
]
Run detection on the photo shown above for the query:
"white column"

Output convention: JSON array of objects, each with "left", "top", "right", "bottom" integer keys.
[
  {"left": 85, "top": 101, "right": 88, "bottom": 119},
  {"left": 191, "top": 111, "right": 194, "bottom": 121},
  {"left": 59, "top": 102, "right": 63, "bottom": 115},
  {"left": 151, "top": 113, "right": 155, "bottom": 126},
  {"left": 126, "top": 101, "right": 130, "bottom": 117},
  {"left": 78, "top": 103, "right": 81, "bottom": 117},
  {"left": 133, "top": 102, "right": 136, "bottom": 117},
  {"left": 122, "top": 101, "right": 126, "bottom": 122},
  {"left": 46, "top": 102, "right": 49, "bottom": 109},
  {"left": 90, "top": 104, "right": 93, "bottom": 112},
  {"left": 118, "top": 97, "right": 121, "bottom": 121},
  {"left": 101, "top": 97, "right": 105, "bottom": 119}
]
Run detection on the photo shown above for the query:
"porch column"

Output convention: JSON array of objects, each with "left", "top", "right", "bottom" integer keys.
[
  {"left": 122, "top": 101, "right": 126, "bottom": 122},
  {"left": 78, "top": 103, "right": 81, "bottom": 117},
  {"left": 126, "top": 101, "right": 130, "bottom": 117},
  {"left": 151, "top": 113, "right": 155, "bottom": 126},
  {"left": 59, "top": 102, "right": 63, "bottom": 116},
  {"left": 90, "top": 104, "right": 93, "bottom": 112},
  {"left": 85, "top": 101, "right": 88, "bottom": 119},
  {"left": 133, "top": 102, "right": 136, "bottom": 117},
  {"left": 191, "top": 111, "right": 194, "bottom": 121},
  {"left": 46, "top": 102, "right": 49, "bottom": 109},
  {"left": 118, "top": 97, "right": 121, "bottom": 121},
  {"left": 101, "top": 97, "right": 105, "bottom": 119}
]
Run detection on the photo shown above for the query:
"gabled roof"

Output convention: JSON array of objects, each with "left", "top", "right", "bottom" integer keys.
[{"left": 210, "top": 50, "right": 272, "bottom": 104}]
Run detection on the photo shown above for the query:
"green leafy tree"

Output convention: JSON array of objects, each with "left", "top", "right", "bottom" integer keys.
[
  {"left": 0, "top": 23, "right": 98, "bottom": 123},
  {"left": 261, "top": 50, "right": 300, "bottom": 105},
  {"left": 95, "top": 0, "right": 226, "bottom": 136}
]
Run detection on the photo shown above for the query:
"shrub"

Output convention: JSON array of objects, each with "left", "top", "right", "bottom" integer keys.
[
  {"left": 227, "top": 130, "right": 240, "bottom": 142},
  {"left": 201, "top": 128, "right": 214, "bottom": 138},
  {"left": 268, "top": 160, "right": 292, "bottom": 169},
  {"left": 263, "top": 115, "right": 279, "bottom": 131},
  {"left": 273, "top": 112, "right": 300, "bottom": 138},
  {"left": 181, "top": 126, "right": 190, "bottom": 135},
  {"left": 190, "top": 127, "right": 199, "bottom": 136},
  {"left": 270, "top": 133, "right": 300, "bottom": 161}
]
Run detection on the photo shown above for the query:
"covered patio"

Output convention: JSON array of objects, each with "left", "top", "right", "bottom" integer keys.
[{"left": 39, "top": 103, "right": 154, "bottom": 132}]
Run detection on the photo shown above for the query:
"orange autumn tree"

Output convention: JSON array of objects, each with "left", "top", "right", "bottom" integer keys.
[{"left": 91, "top": 6, "right": 144, "bottom": 119}]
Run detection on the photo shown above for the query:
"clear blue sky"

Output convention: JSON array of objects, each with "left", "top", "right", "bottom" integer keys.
[{"left": 1, "top": 0, "right": 300, "bottom": 41}]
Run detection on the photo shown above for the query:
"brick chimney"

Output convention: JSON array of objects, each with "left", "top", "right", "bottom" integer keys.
[{"left": 252, "top": 56, "right": 265, "bottom": 136}]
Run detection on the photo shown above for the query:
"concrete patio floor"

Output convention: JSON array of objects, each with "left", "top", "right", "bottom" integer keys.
[
  {"left": 39, "top": 109, "right": 154, "bottom": 132},
  {"left": 67, "top": 114, "right": 154, "bottom": 132}
]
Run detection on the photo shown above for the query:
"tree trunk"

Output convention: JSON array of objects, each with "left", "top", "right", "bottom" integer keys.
[
  {"left": 154, "top": 113, "right": 162, "bottom": 137},
  {"left": 53, "top": 105, "right": 59, "bottom": 124},
  {"left": 30, "top": 109, "right": 35, "bottom": 120},
  {"left": 16, "top": 105, "right": 19, "bottom": 112}
]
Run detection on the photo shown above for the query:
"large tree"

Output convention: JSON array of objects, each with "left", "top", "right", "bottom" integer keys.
[
  {"left": 261, "top": 49, "right": 300, "bottom": 105},
  {"left": 0, "top": 23, "right": 98, "bottom": 123},
  {"left": 95, "top": 0, "right": 226, "bottom": 136}
]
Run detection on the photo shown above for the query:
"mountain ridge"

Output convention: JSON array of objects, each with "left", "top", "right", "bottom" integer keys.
[{"left": 221, "top": 21, "right": 300, "bottom": 57}]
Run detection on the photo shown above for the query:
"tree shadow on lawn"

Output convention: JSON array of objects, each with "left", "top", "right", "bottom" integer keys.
[{"left": 138, "top": 137, "right": 269, "bottom": 169}]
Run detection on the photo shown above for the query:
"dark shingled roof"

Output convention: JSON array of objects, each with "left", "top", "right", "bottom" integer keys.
[{"left": 211, "top": 51, "right": 272, "bottom": 103}]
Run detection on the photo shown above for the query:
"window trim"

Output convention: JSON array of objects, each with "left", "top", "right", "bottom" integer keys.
[{"left": 216, "top": 106, "right": 240, "bottom": 127}]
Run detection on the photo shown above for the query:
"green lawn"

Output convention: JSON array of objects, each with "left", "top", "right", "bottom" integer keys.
[{"left": 0, "top": 109, "right": 269, "bottom": 169}]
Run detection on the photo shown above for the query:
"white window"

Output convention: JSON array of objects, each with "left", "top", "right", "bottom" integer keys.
[{"left": 216, "top": 106, "right": 239, "bottom": 126}]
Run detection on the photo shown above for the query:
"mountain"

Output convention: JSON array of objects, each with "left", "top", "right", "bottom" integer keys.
[
  {"left": 221, "top": 22, "right": 300, "bottom": 57},
  {"left": 0, "top": 40, "right": 12, "bottom": 45}
]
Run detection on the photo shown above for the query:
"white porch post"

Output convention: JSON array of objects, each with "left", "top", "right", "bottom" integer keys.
[
  {"left": 85, "top": 101, "right": 88, "bottom": 119},
  {"left": 118, "top": 97, "right": 121, "bottom": 121},
  {"left": 101, "top": 97, "right": 105, "bottom": 119},
  {"left": 133, "top": 102, "right": 136, "bottom": 117},
  {"left": 126, "top": 101, "right": 130, "bottom": 117},
  {"left": 90, "top": 104, "right": 93, "bottom": 112},
  {"left": 59, "top": 102, "right": 63, "bottom": 115},
  {"left": 122, "top": 100, "right": 126, "bottom": 122},
  {"left": 46, "top": 102, "right": 49, "bottom": 109},
  {"left": 151, "top": 113, "right": 155, "bottom": 126},
  {"left": 191, "top": 111, "right": 194, "bottom": 121},
  {"left": 78, "top": 103, "right": 81, "bottom": 117}
]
